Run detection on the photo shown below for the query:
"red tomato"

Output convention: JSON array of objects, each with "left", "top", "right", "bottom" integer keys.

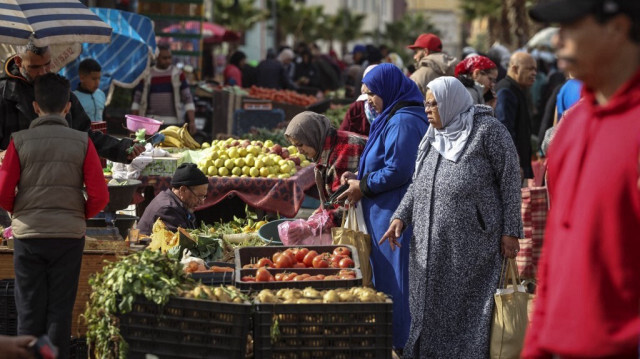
[
  {"left": 274, "top": 273, "right": 285, "bottom": 281},
  {"left": 241, "top": 275, "right": 256, "bottom": 282},
  {"left": 329, "top": 254, "right": 345, "bottom": 268},
  {"left": 257, "top": 258, "right": 274, "bottom": 268},
  {"left": 338, "top": 269, "right": 354, "bottom": 276},
  {"left": 272, "top": 251, "right": 282, "bottom": 263},
  {"left": 293, "top": 274, "right": 310, "bottom": 281},
  {"left": 333, "top": 246, "right": 351, "bottom": 257},
  {"left": 275, "top": 254, "right": 292, "bottom": 269},
  {"left": 295, "top": 248, "right": 309, "bottom": 263},
  {"left": 323, "top": 275, "right": 339, "bottom": 280},
  {"left": 283, "top": 273, "right": 298, "bottom": 281},
  {"left": 312, "top": 255, "right": 329, "bottom": 268},
  {"left": 292, "top": 262, "right": 306, "bottom": 269},
  {"left": 255, "top": 267, "right": 272, "bottom": 282},
  {"left": 339, "top": 273, "right": 356, "bottom": 280},
  {"left": 282, "top": 249, "right": 297, "bottom": 264},
  {"left": 315, "top": 274, "right": 325, "bottom": 280},
  {"left": 303, "top": 250, "right": 318, "bottom": 267},
  {"left": 304, "top": 276, "right": 319, "bottom": 281},
  {"left": 339, "top": 257, "right": 355, "bottom": 268}
]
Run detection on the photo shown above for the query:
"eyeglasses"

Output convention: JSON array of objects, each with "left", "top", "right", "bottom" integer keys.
[
  {"left": 186, "top": 186, "right": 207, "bottom": 201},
  {"left": 424, "top": 100, "right": 438, "bottom": 109}
]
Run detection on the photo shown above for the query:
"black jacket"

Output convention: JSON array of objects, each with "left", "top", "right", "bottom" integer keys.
[
  {"left": 495, "top": 76, "right": 534, "bottom": 178},
  {"left": 137, "top": 189, "right": 196, "bottom": 235},
  {"left": 0, "top": 56, "right": 132, "bottom": 163}
]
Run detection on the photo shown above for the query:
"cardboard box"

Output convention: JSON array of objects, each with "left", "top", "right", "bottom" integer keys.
[{"left": 140, "top": 156, "right": 179, "bottom": 177}]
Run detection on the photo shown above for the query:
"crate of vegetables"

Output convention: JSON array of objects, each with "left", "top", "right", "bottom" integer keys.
[
  {"left": 235, "top": 245, "right": 359, "bottom": 271},
  {"left": 119, "top": 285, "right": 251, "bottom": 359},
  {"left": 236, "top": 267, "right": 361, "bottom": 291},
  {"left": 253, "top": 287, "right": 393, "bottom": 359}
]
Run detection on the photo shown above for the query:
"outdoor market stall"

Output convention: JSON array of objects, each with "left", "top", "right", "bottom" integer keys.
[{"left": 138, "top": 164, "right": 315, "bottom": 219}]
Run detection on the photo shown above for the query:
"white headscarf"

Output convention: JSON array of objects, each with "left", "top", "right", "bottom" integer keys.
[{"left": 420, "top": 76, "right": 475, "bottom": 164}]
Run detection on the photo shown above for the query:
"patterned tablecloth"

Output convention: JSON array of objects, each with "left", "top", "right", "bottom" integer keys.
[{"left": 138, "top": 165, "right": 316, "bottom": 218}]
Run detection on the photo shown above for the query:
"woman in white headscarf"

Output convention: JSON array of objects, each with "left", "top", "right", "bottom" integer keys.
[{"left": 379, "top": 77, "right": 523, "bottom": 358}]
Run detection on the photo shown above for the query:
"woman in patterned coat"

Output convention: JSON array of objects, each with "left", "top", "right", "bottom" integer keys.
[{"left": 380, "top": 76, "right": 523, "bottom": 358}]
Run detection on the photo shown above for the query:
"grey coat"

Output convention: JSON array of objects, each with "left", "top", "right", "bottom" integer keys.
[{"left": 393, "top": 106, "right": 523, "bottom": 358}]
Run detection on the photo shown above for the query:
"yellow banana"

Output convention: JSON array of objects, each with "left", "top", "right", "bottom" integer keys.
[
  {"left": 160, "top": 127, "right": 181, "bottom": 139},
  {"left": 161, "top": 135, "right": 183, "bottom": 148},
  {"left": 179, "top": 124, "right": 200, "bottom": 149}
]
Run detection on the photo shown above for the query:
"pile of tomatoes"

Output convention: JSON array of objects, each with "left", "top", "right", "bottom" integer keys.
[
  {"left": 242, "top": 246, "right": 355, "bottom": 270},
  {"left": 241, "top": 268, "right": 357, "bottom": 283}
]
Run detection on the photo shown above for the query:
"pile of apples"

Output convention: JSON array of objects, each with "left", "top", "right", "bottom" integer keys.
[{"left": 196, "top": 139, "right": 311, "bottom": 178}]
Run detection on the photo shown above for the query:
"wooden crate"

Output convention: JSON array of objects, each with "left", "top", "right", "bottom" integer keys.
[{"left": 0, "top": 248, "right": 126, "bottom": 336}]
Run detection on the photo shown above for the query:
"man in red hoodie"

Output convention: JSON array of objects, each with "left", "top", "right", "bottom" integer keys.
[{"left": 524, "top": 0, "right": 640, "bottom": 358}]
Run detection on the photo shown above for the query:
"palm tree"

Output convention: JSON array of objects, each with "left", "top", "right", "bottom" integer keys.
[
  {"left": 213, "top": 0, "right": 268, "bottom": 35},
  {"left": 460, "top": 0, "right": 533, "bottom": 49},
  {"left": 380, "top": 12, "right": 439, "bottom": 65},
  {"left": 330, "top": 8, "right": 367, "bottom": 56}
]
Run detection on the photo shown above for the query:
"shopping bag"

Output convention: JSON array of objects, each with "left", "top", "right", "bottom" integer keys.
[
  {"left": 331, "top": 203, "right": 372, "bottom": 286},
  {"left": 518, "top": 187, "right": 549, "bottom": 279},
  {"left": 490, "top": 258, "right": 529, "bottom": 359}
]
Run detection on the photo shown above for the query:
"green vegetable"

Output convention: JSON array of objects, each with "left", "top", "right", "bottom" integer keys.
[{"left": 83, "top": 250, "right": 192, "bottom": 359}]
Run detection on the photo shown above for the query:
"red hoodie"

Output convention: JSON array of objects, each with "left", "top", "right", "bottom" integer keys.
[{"left": 522, "top": 68, "right": 640, "bottom": 358}]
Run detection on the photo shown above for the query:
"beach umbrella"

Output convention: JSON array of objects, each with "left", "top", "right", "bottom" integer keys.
[
  {"left": 59, "top": 8, "right": 156, "bottom": 101},
  {"left": 0, "top": 0, "right": 112, "bottom": 47}
]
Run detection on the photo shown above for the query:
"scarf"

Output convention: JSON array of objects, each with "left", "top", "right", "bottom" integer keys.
[
  {"left": 357, "top": 63, "right": 424, "bottom": 179},
  {"left": 284, "top": 111, "right": 332, "bottom": 161},
  {"left": 417, "top": 76, "right": 474, "bottom": 170}
]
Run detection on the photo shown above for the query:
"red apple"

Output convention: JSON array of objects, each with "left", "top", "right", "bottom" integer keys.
[
  {"left": 240, "top": 140, "right": 250, "bottom": 148},
  {"left": 271, "top": 144, "right": 283, "bottom": 155},
  {"left": 281, "top": 149, "right": 290, "bottom": 159},
  {"left": 231, "top": 140, "right": 240, "bottom": 146},
  {"left": 290, "top": 156, "right": 301, "bottom": 166}
]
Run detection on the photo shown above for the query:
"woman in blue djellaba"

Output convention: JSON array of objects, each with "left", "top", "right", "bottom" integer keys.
[{"left": 338, "top": 63, "right": 429, "bottom": 351}]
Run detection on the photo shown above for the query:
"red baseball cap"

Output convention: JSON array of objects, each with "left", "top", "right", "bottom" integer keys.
[{"left": 407, "top": 33, "right": 442, "bottom": 52}]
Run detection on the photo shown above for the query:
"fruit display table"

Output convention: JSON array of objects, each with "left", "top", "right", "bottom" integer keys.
[{"left": 138, "top": 164, "right": 316, "bottom": 218}]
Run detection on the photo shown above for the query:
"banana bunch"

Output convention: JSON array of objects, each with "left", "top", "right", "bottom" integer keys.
[{"left": 159, "top": 124, "right": 201, "bottom": 149}]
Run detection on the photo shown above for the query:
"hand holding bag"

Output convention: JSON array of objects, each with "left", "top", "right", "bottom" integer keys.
[
  {"left": 331, "top": 203, "right": 372, "bottom": 286},
  {"left": 490, "top": 258, "right": 529, "bottom": 359}
]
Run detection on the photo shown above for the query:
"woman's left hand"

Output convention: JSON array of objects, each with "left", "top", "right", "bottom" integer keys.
[
  {"left": 337, "top": 179, "right": 363, "bottom": 204},
  {"left": 501, "top": 235, "right": 520, "bottom": 258}
]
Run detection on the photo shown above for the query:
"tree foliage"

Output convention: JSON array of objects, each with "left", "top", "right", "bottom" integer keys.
[{"left": 213, "top": 0, "right": 268, "bottom": 35}]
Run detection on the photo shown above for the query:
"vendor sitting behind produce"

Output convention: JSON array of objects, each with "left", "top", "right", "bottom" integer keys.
[{"left": 138, "top": 163, "right": 209, "bottom": 235}]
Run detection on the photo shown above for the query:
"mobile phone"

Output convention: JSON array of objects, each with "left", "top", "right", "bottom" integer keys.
[
  {"left": 324, "top": 183, "right": 350, "bottom": 207},
  {"left": 29, "top": 335, "right": 58, "bottom": 359}
]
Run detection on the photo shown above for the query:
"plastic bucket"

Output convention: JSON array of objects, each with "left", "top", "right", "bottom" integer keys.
[
  {"left": 125, "top": 115, "right": 163, "bottom": 134},
  {"left": 257, "top": 219, "right": 294, "bottom": 246}
]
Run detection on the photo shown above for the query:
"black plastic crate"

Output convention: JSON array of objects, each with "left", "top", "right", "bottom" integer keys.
[
  {"left": 119, "top": 297, "right": 251, "bottom": 359},
  {"left": 69, "top": 337, "right": 88, "bottom": 359},
  {"left": 234, "top": 245, "right": 360, "bottom": 271},
  {"left": 254, "top": 301, "right": 393, "bottom": 359},
  {"left": 0, "top": 279, "right": 17, "bottom": 335},
  {"left": 232, "top": 109, "right": 285, "bottom": 136},
  {"left": 189, "top": 262, "right": 235, "bottom": 286},
  {"left": 235, "top": 268, "right": 362, "bottom": 291}
]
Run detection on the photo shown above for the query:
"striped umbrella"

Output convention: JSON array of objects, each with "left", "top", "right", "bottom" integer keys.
[
  {"left": 0, "top": 0, "right": 112, "bottom": 47},
  {"left": 59, "top": 8, "right": 156, "bottom": 100}
]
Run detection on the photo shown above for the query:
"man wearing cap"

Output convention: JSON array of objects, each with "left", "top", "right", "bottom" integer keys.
[
  {"left": 138, "top": 163, "right": 209, "bottom": 235},
  {"left": 523, "top": 0, "right": 640, "bottom": 358},
  {"left": 407, "top": 33, "right": 458, "bottom": 95}
]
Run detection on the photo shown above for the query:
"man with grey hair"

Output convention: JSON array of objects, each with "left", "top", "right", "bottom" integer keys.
[{"left": 0, "top": 42, "right": 143, "bottom": 163}]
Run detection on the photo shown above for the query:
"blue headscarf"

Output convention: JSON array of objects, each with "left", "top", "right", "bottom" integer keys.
[{"left": 357, "top": 63, "right": 425, "bottom": 178}]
